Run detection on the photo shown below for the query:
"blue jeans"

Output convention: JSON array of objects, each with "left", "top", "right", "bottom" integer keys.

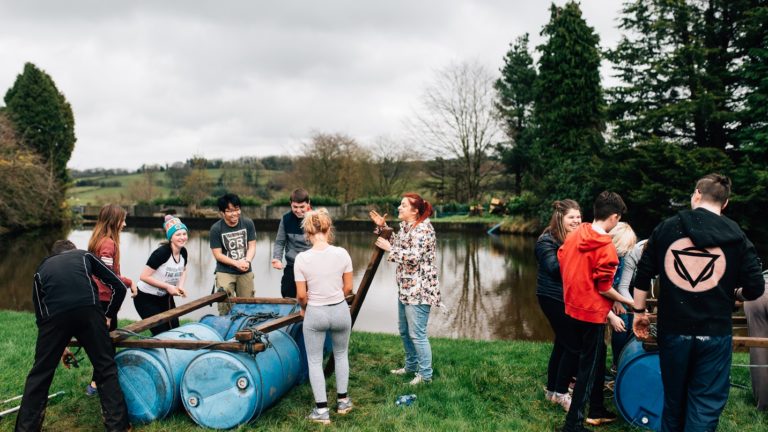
[
  {"left": 398, "top": 302, "right": 433, "bottom": 380},
  {"left": 658, "top": 333, "right": 732, "bottom": 432},
  {"left": 611, "top": 313, "right": 634, "bottom": 367}
]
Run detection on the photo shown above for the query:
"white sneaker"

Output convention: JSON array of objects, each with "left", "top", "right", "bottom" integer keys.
[
  {"left": 390, "top": 368, "right": 409, "bottom": 375},
  {"left": 307, "top": 408, "right": 331, "bottom": 425},
  {"left": 553, "top": 392, "right": 571, "bottom": 412},
  {"left": 545, "top": 389, "right": 556, "bottom": 402},
  {"left": 409, "top": 374, "right": 432, "bottom": 385}
]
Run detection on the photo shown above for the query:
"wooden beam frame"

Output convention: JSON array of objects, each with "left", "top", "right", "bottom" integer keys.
[
  {"left": 114, "top": 339, "right": 265, "bottom": 353},
  {"left": 110, "top": 291, "right": 226, "bottom": 342},
  {"left": 325, "top": 226, "right": 393, "bottom": 376}
]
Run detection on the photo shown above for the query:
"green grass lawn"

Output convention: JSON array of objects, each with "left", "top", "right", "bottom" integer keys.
[{"left": 0, "top": 310, "right": 765, "bottom": 431}]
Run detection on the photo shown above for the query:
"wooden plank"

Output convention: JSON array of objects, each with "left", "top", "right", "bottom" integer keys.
[
  {"left": 232, "top": 312, "right": 303, "bottom": 339},
  {"left": 325, "top": 227, "right": 393, "bottom": 376},
  {"left": 348, "top": 227, "right": 393, "bottom": 325},
  {"left": 113, "top": 339, "right": 265, "bottom": 353},
  {"left": 228, "top": 297, "right": 298, "bottom": 305},
  {"left": 733, "top": 337, "right": 768, "bottom": 349},
  {"left": 110, "top": 291, "right": 226, "bottom": 342}
]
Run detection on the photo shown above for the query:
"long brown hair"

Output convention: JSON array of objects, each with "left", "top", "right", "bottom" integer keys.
[
  {"left": 543, "top": 199, "right": 580, "bottom": 244},
  {"left": 88, "top": 204, "right": 127, "bottom": 265},
  {"left": 402, "top": 192, "right": 433, "bottom": 228}
]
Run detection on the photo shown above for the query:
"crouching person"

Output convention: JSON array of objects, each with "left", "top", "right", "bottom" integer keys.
[{"left": 15, "top": 240, "right": 130, "bottom": 432}]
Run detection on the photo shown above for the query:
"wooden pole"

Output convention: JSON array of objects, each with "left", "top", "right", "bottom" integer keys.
[
  {"left": 109, "top": 291, "right": 227, "bottom": 342},
  {"left": 324, "top": 227, "right": 393, "bottom": 376},
  {"left": 228, "top": 297, "right": 298, "bottom": 305},
  {"left": 233, "top": 312, "right": 303, "bottom": 338},
  {"left": 114, "top": 339, "right": 265, "bottom": 353}
]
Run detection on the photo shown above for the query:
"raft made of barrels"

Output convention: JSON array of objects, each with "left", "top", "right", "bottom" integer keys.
[
  {"left": 115, "top": 322, "right": 223, "bottom": 424},
  {"left": 180, "top": 329, "right": 301, "bottom": 429}
]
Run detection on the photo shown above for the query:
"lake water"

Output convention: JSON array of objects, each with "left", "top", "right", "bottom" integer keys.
[{"left": 0, "top": 226, "right": 550, "bottom": 341}]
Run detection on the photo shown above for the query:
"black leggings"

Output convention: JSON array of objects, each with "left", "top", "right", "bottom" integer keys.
[
  {"left": 538, "top": 295, "right": 578, "bottom": 394},
  {"left": 133, "top": 290, "right": 179, "bottom": 336}
]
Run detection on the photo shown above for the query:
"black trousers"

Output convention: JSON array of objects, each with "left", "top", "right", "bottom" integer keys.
[
  {"left": 280, "top": 265, "right": 297, "bottom": 299},
  {"left": 563, "top": 318, "right": 606, "bottom": 428},
  {"left": 15, "top": 306, "right": 129, "bottom": 432},
  {"left": 538, "top": 295, "right": 578, "bottom": 394},
  {"left": 133, "top": 290, "right": 179, "bottom": 336}
]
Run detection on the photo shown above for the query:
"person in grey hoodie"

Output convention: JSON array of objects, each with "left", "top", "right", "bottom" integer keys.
[
  {"left": 272, "top": 188, "right": 312, "bottom": 298},
  {"left": 633, "top": 173, "right": 765, "bottom": 432}
]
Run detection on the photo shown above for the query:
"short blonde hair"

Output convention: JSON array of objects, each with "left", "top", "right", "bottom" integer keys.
[
  {"left": 610, "top": 222, "right": 637, "bottom": 257},
  {"left": 301, "top": 208, "right": 335, "bottom": 243}
]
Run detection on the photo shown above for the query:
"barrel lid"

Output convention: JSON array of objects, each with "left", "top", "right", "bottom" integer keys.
[
  {"left": 181, "top": 351, "right": 262, "bottom": 430},
  {"left": 116, "top": 349, "right": 174, "bottom": 424}
]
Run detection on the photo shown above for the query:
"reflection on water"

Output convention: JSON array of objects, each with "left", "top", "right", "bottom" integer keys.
[{"left": 0, "top": 227, "right": 554, "bottom": 341}]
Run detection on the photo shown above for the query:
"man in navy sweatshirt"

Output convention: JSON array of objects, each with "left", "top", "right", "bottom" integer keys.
[
  {"left": 633, "top": 173, "right": 764, "bottom": 431},
  {"left": 16, "top": 240, "right": 130, "bottom": 432},
  {"left": 271, "top": 188, "right": 312, "bottom": 298}
]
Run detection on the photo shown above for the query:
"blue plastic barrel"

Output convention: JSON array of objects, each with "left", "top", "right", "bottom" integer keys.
[
  {"left": 614, "top": 338, "right": 664, "bottom": 431},
  {"left": 200, "top": 302, "right": 299, "bottom": 340},
  {"left": 180, "top": 329, "right": 301, "bottom": 429},
  {"left": 287, "top": 322, "right": 309, "bottom": 383},
  {"left": 115, "top": 322, "right": 223, "bottom": 424}
]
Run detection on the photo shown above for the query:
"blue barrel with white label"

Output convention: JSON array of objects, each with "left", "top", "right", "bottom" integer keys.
[
  {"left": 180, "top": 329, "right": 301, "bottom": 429},
  {"left": 200, "top": 302, "right": 299, "bottom": 340},
  {"left": 115, "top": 322, "right": 223, "bottom": 424},
  {"left": 614, "top": 338, "right": 663, "bottom": 431}
]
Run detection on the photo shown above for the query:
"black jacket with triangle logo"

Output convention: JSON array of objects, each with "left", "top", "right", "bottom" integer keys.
[{"left": 635, "top": 207, "right": 764, "bottom": 336}]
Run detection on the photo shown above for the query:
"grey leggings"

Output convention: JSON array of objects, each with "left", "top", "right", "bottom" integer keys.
[{"left": 303, "top": 301, "right": 352, "bottom": 403}]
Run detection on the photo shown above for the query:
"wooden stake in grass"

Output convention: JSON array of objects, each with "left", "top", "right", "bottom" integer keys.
[{"left": 324, "top": 226, "right": 393, "bottom": 376}]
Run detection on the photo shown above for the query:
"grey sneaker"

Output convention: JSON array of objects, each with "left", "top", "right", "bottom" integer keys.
[
  {"left": 337, "top": 398, "right": 353, "bottom": 414},
  {"left": 307, "top": 408, "right": 330, "bottom": 425},
  {"left": 409, "top": 374, "right": 432, "bottom": 385}
]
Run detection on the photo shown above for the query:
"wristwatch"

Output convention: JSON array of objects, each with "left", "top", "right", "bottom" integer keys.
[{"left": 632, "top": 307, "right": 646, "bottom": 313}]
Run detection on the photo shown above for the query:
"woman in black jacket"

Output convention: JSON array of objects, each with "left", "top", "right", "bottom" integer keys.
[{"left": 536, "top": 199, "right": 581, "bottom": 411}]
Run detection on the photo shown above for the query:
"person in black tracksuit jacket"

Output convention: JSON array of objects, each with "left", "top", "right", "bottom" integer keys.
[
  {"left": 632, "top": 174, "right": 765, "bottom": 432},
  {"left": 15, "top": 241, "right": 130, "bottom": 432}
]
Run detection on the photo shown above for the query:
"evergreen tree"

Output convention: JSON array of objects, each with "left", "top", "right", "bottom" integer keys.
[
  {"left": 532, "top": 1, "right": 606, "bottom": 215},
  {"left": 494, "top": 34, "right": 537, "bottom": 196},
  {"left": 4, "top": 62, "right": 76, "bottom": 185},
  {"left": 605, "top": 0, "right": 753, "bottom": 151}
]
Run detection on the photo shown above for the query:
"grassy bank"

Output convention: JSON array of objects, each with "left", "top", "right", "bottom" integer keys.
[{"left": 0, "top": 310, "right": 765, "bottom": 431}]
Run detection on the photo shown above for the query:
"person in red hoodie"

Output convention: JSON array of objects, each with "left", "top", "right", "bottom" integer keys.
[
  {"left": 86, "top": 204, "right": 136, "bottom": 397},
  {"left": 557, "top": 191, "right": 635, "bottom": 432}
]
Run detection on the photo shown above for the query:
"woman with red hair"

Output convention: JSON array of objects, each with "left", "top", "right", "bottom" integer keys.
[{"left": 370, "top": 192, "right": 441, "bottom": 385}]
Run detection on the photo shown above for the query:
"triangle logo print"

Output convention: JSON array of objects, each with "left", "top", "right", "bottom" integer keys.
[
  {"left": 664, "top": 237, "right": 726, "bottom": 293},
  {"left": 671, "top": 249, "right": 719, "bottom": 288}
]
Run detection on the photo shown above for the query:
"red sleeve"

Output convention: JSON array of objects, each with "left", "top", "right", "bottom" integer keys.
[{"left": 593, "top": 246, "right": 619, "bottom": 292}]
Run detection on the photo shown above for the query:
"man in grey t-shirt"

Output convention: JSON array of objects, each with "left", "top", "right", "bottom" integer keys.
[{"left": 210, "top": 193, "right": 257, "bottom": 315}]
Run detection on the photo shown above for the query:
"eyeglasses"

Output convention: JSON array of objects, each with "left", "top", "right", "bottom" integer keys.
[{"left": 224, "top": 208, "right": 241, "bottom": 214}]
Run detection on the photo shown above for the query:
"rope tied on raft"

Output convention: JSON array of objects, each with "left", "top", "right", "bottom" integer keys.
[{"left": 238, "top": 328, "right": 270, "bottom": 357}]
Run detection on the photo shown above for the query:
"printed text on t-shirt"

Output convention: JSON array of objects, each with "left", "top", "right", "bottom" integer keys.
[{"left": 222, "top": 229, "right": 248, "bottom": 260}]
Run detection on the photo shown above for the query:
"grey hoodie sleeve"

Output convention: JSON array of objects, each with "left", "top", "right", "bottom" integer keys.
[
  {"left": 634, "top": 231, "right": 659, "bottom": 293},
  {"left": 273, "top": 218, "right": 286, "bottom": 261}
]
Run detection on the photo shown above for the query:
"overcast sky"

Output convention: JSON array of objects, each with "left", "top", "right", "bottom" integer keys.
[{"left": 0, "top": 1, "right": 623, "bottom": 170}]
